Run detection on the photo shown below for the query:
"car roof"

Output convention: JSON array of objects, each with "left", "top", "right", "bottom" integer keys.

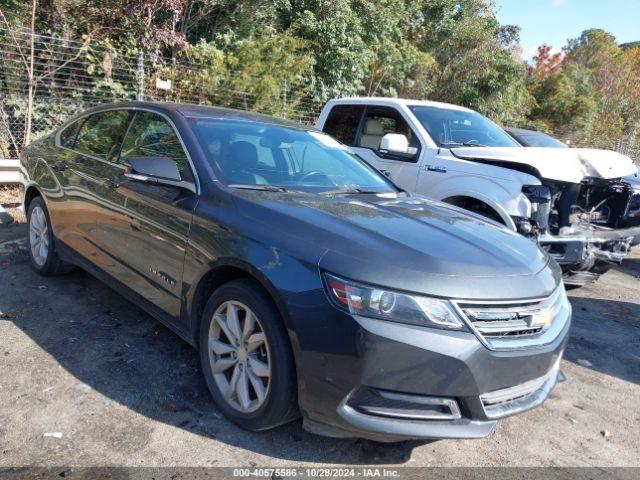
[
  {"left": 83, "top": 101, "right": 314, "bottom": 130},
  {"left": 326, "top": 97, "right": 474, "bottom": 112}
]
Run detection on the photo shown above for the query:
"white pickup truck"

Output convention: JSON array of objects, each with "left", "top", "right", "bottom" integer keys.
[{"left": 316, "top": 97, "right": 640, "bottom": 285}]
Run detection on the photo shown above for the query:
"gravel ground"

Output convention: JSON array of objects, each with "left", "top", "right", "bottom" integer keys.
[{"left": 0, "top": 216, "right": 639, "bottom": 468}]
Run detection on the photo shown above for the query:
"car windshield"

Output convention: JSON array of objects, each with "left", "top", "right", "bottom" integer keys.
[
  {"left": 409, "top": 106, "right": 520, "bottom": 148},
  {"left": 519, "top": 133, "right": 568, "bottom": 148},
  {"left": 189, "top": 119, "right": 397, "bottom": 194}
]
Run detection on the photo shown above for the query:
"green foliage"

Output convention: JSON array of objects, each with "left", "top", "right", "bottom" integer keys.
[
  {"left": 287, "top": 0, "right": 371, "bottom": 100},
  {"left": 406, "top": 0, "right": 531, "bottom": 123},
  {"left": 620, "top": 41, "right": 640, "bottom": 51},
  {"left": 527, "top": 63, "right": 598, "bottom": 133},
  {"left": 2, "top": 0, "right": 639, "bottom": 155},
  {"left": 561, "top": 29, "right": 640, "bottom": 139}
]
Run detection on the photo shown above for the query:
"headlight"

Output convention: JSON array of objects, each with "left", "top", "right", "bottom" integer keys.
[
  {"left": 323, "top": 273, "right": 466, "bottom": 330},
  {"left": 522, "top": 184, "right": 552, "bottom": 232}
]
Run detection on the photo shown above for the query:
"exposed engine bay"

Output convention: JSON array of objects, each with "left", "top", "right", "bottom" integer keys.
[{"left": 523, "top": 177, "right": 640, "bottom": 286}]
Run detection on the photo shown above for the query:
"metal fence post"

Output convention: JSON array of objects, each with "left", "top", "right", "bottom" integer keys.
[
  {"left": 281, "top": 78, "right": 287, "bottom": 119},
  {"left": 137, "top": 50, "right": 145, "bottom": 101}
]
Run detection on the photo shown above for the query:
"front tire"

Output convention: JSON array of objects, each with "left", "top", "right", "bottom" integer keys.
[
  {"left": 199, "top": 279, "right": 298, "bottom": 431},
  {"left": 26, "top": 197, "right": 74, "bottom": 276}
]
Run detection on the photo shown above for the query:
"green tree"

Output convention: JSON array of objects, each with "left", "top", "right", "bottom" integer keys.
[
  {"left": 407, "top": 0, "right": 531, "bottom": 123},
  {"left": 527, "top": 62, "right": 598, "bottom": 133},
  {"left": 566, "top": 29, "right": 640, "bottom": 136}
]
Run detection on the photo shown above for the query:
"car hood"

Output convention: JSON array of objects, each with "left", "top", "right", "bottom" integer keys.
[
  {"left": 234, "top": 191, "right": 560, "bottom": 300},
  {"left": 625, "top": 167, "right": 640, "bottom": 188},
  {"left": 451, "top": 146, "right": 637, "bottom": 184}
]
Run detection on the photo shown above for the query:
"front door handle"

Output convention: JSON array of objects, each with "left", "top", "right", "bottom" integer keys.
[{"left": 52, "top": 161, "right": 69, "bottom": 172}]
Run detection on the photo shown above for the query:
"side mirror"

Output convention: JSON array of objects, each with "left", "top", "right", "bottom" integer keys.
[
  {"left": 379, "top": 133, "right": 418, "bottom": 159},
  {"left": 128, "top": 156, "right": 181, "bottom": 181},
  {"left": 124, "top": 156, "right": 196, "bottom": 193},
  {"left": 380, "top": 133, "right": 409, "bottom": 154}
]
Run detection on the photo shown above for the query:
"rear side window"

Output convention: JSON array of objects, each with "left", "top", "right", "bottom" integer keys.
[
  {"left": 322, "top": 105, "right": 364, "bottom": 145},
  {"left": 119, "top": 111, "right": 192, "bottom": 181},
  {"left": 59, "top": 119, "right": 83, "bottom": 147},
  {"left": 74, "top": 111, "right": 131, "bottom": 161}
]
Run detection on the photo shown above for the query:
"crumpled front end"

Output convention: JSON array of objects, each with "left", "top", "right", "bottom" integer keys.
[{"left": 521, "top": 177, "right": 640, "bottom": 285}]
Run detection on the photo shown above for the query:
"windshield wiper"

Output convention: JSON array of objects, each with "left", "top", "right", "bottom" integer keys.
[
  {"left": 440, "top": 141, "right": 488, "bottom": 148},
  {"left": 228, "top": 184, "right": 289, "bottom": 192},
  {"left": 320, "top": 187, "right": 393, "bottom": 195},
  {"left": 440, "top": 141, "right": 464, "bottom": 148}
]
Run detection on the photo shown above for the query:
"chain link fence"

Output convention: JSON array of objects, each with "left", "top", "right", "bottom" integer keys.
[
  {"left": 538, "top": 129, "right": 639, "bottom": 162},
  {"left": 1, "top": 27, "right": 637, "bottom": 164},
  {"left": 0, "top": 27, "right": 323, "bottom": 159}
]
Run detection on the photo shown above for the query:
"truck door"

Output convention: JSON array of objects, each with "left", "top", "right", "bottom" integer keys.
[{"left": 321, "top": 104, "right": 423, "bottom": 192}]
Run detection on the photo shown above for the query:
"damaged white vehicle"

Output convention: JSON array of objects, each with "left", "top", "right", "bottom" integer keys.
[{"left": 317, "top": 98, "right": 640, "bottom": 286}]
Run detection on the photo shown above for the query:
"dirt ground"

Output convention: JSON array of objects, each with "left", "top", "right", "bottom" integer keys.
[
  {"left": 0, "top": 197, "right": 639, "bottom": 468},
  {"left": 0, "top": 186, "right": 24, "bottom": 225}
]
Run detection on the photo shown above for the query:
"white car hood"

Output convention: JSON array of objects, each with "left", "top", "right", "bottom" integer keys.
[{"left": 451, "top": 146, "right": 637, "bottom": 183}]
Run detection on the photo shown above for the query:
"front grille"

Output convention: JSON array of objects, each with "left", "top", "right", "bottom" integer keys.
[
  {"left": 462, "top": 309, "right": 543, "bottom": 337},
  {"left": 453, "top": 287, "right": 570, "bottom": 350}
]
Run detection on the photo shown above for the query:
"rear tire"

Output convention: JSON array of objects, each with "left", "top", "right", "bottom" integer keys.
[
  {"left": 199, "top": 279, "right": 298, "bottom": 431},
  {"left": 26, "top": 196, "right": 74, "bottom": 276}
]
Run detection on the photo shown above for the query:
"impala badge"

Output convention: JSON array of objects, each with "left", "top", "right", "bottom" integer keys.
[{"left": 149, "top": 266, "right": 176, "bottom": 286}]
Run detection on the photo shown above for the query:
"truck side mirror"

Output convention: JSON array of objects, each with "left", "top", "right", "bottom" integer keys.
[
  {"left": 380, "top": 133, "right": 418, "bottom": 158},
  {"left": 380, "top": 133, "right": 409, "bottom": 153}
]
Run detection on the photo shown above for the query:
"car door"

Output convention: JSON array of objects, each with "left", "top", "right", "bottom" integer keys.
[
  {"left": 93, "top": 109, "right": 198, "bottom": 320},
  {"left": 50, "top": 110, "right": 132, "bottom": 261},
  {"left": 322, "top": 104, "right": 422, "bottom": 192}
]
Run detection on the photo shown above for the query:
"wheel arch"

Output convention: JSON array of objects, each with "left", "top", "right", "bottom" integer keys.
[
  {"left": 23, "top": 184, "right": 43, "bottom": 212},
  {"left": 187, "top": 259, "right": 292, "bottom": 349},
  {"left": 442, "top": 194, "right": 517, "bottom": 230}
]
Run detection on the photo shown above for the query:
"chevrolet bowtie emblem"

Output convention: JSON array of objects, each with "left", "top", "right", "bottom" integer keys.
[{"left": 531, "top": 309, "right": 554, "bottom": 329}]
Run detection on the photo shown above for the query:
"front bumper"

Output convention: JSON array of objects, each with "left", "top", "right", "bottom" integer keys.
[
  {"left": 295, "top": 301, "right": 570, "bottom": 442},
  {"left": 538, "top": 227, "right": 640, "bottom": 285}
]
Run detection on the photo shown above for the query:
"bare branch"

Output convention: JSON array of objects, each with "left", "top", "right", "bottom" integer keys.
[{"left": 0, "top": 8, "right": 30, "bottom": 71}]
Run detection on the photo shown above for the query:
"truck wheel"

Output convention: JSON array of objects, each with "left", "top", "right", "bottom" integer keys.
[
  {"left": 26, "top": 197, "right": 74, "bottom": 276},
  {"left": 199, "top": 279, "right": 298, "bottom": 431}
]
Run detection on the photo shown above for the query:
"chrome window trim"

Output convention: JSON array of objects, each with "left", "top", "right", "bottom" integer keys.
[{"left": 54, "top": 106, "right": 201, "bottom": 195}]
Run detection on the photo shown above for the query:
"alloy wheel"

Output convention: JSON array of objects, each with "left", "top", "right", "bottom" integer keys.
[
  {"left": 208, "top": 301, "right": 271, "bottom": 413},
  {"left": 29, "top": 205, "right": 50, "bottom": 267}
]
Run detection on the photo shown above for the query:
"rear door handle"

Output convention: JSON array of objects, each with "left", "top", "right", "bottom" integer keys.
[{"left": 105, "top": 178, "right": 120, "bottom": 189}]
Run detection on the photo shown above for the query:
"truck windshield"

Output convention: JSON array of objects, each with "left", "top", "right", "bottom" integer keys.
[
  {"left": 409, "top": 106, "right": 520, "bottom": 148},
  {"left": 189, "top": 118, "right": 397, "bottom": 194}
]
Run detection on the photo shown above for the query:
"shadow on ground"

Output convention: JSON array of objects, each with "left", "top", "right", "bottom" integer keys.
[
  {"left": 2, "top": 223, "right": 640, "bottom": 463},
  {"left": 0, "top": 224, "right": 423, "bottom": 464}
]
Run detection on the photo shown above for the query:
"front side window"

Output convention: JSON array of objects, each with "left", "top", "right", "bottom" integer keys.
[
  {"left": 189, "top": 119, "right": 396, "bottom": 194},
  {"left": 74, "top": 110, "right": 131, "bottom": 161},
  {"left": 119, "top": 111, "right": 192, "bottom": 181},
  {"left": 322, "top": 105, "right": 364, "bottom": 145},
  {"left": 357, "top": 106, "right": 420, "bottom": 158},
  {"left": 409, "top": 106, "right": 519, "bottom": 148}
]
